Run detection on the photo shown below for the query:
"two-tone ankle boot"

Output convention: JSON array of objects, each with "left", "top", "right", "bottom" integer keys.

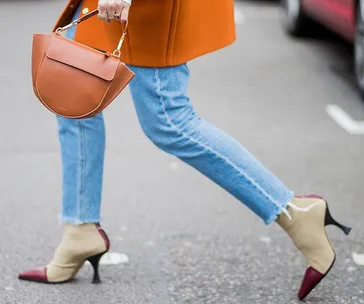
[
  {"left": 18, "top": 223, "right": 110, "bottom": 284},
  {"left": 277, "top": 194, "right": 351, "bottom": 300}
]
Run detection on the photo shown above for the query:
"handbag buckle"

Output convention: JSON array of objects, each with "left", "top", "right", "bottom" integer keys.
[
  {"left": 55, "top": 20, "right": 79, "bottom": 36},
  {"left": 112, "top": 50, "right": 121, "bottom": 58}
]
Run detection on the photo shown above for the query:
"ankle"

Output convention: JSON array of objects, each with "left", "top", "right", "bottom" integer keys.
[{"left": 65, "top": 223, "right": 99, "bottom": 233}]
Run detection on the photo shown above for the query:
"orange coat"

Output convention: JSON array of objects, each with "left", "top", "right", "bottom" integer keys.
[{"left": 53, "top": 0, "right": 236, "bottom": 67}]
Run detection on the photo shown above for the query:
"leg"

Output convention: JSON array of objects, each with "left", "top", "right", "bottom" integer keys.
[
  {"left": 57, "top": 115, "right": 105, "bottom": 223},
  {"left": 18, "top": 6, "right": 110, "bottom": 283},
  {"left": 127, "top": 63, "right": 293, "bottom": 224},
  {"left": 127, "top": 63, "right": 351, "bottom": 300},
  {"left": 57, "top": 3, "right": 105, "bottom": 224}
]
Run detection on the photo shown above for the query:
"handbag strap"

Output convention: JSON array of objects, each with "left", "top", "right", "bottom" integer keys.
[{"left": 55, "top": 9, "right": 128, "bottom": 59}]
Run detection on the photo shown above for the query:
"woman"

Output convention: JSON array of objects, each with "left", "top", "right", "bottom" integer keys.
[{"left": 19, "top": 0, "right": 351, "bottom": 300}]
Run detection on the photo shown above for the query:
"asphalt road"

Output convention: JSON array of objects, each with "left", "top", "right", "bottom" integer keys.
[{"left": 1, "top": 0, "right": 364, "bottom": 303}]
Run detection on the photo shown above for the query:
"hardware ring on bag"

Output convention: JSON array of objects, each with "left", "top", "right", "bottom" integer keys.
[{"left": 55, "top": 9, "right": 128, "bottom": 58}]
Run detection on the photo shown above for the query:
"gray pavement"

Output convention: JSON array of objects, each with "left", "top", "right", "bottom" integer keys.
[{"left": 1, "top": 0, "right": 364, "bottom": 303}]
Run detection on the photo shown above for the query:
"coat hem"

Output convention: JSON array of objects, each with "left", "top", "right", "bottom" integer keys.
[{"left": 124, "top": 34, "right": 236, "bottom": 68}]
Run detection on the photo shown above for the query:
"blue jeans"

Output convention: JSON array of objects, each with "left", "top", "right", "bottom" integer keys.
[{"left": 58, "top": 8, "right": 294, "bottom": 225}]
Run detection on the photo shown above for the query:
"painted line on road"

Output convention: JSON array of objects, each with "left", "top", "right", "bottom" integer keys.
[
  {"left": 234, "top": 10, "right": 245, "bottom": 24},
  {"left": 326, "top": 104, "right": 364, "bottom": 135},
  {"left": 84, "top": 252, "right": 129, "bottom": 266},
  {"left": 352, "top": 252, "right": 364, "bottom": 266}
]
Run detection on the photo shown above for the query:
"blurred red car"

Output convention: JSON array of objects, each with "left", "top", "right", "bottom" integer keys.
[{"left": 282, "top": 0, "right": 364, "bottom": 97}]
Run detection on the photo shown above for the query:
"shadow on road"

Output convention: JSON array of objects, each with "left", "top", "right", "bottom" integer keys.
[
  {"left": 244, "top": 0, "right": 358, "bottom": 98},
  {"left": 301, "top": 26, "right": 356, "bottom": 95},
  {"left": 237, "top": 0, "right": 357, "bottom": 95}
]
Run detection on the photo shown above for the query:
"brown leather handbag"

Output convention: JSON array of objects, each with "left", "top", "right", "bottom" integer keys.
[{"left": 32, "top": 9, "right": 135, "bottom": 119}]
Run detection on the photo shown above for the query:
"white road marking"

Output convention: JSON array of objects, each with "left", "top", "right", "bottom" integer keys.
[
  {"left": 352, "top": 252, "right": 364, "bottom": 266},
  {"left": 100, "top": 252, "right": 129, "bottom": 265},
  {"left": 234, "top": 10, "right": 245, "bottom": 24},
  {"left": 85, "top": 252, "right": 129, "bottom": 266},
  {"left": 326, "top": 104, "right": 364, "bottom": 134}
]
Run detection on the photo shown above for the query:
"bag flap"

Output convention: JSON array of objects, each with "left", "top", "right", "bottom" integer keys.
[{"left": 45, "top": 35, "right": 119, "bottom": 81}]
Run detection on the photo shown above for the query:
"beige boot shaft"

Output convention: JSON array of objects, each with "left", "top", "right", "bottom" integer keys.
[
  {"left": 277, "top": 197, "right": 335, "bottom": 274},
  {"left": 47, "top": 223, "right": 107, "bottom": 282}
]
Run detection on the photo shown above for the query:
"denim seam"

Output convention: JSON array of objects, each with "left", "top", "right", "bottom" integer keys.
[
  {"left": 153, "top": 68, "right": 284, "bottom": 212},
  {"left": 76, "top": 120, "right": 86, "bottom": 222}
]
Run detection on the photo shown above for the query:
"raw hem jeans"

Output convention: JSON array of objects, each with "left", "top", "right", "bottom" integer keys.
[{"left": 58, "top": 6, "right": 294, "bottom": 225}]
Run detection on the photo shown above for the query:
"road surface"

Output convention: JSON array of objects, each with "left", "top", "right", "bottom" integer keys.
[{"left": 0, "top": 0, "right": 364, "bottom": 303}]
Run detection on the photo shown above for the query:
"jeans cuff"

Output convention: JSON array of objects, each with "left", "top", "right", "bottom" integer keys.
[
  {"left": 264, "top": 191, "right": 294, "bottom": 225},
  {"left": 59, "top": 215, "right": 101, "bottom": 224}
]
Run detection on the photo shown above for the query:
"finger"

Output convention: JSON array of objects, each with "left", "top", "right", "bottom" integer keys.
[
  {"left": 97, "top": 2, "right": 108, "bottom": 20},
  {"left": 120, "top": 5, "right": 130, "bottom": 22},
  {"left": 106, "top": 0, "right": 117, "bottom": 20},
  {"left": 114, "top": 0, "right": 123, "bottom": 19}
]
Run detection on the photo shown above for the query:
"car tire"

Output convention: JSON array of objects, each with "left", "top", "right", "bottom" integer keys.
[
  {"left": 354, "top": 1, "right": 364, "bottom": 98},
  {"left": 281, "top": 0, "right": 313, "bottom": 37}
]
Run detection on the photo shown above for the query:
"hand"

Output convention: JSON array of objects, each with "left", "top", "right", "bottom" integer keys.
[{"left": 97, "top": 0, "right": 130, "bottom": 23}]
